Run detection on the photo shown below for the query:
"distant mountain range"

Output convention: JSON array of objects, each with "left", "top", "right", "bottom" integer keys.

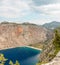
[{"left": 42, "top": 21, "right": 60, "bottom": 29}]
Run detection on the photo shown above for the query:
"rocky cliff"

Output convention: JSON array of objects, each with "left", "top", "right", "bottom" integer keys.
[
  {"left": 0, "top": 22, "right": 52, "bottom": 49},
  {"left": 42, "top": 51, "right": 60, "bottom": 65}
]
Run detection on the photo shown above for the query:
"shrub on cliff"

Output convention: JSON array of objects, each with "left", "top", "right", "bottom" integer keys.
[{"left": 53, "top": 29, "right": 60, "bottom": 47}]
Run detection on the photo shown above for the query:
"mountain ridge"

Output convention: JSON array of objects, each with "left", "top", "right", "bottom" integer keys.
[{"left": 42, "top": 21, "right": 60, "bottom": 29}]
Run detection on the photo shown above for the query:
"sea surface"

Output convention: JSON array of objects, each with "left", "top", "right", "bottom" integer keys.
[{"left": 0, "top": 47, "right": 41, "bottom": 65}]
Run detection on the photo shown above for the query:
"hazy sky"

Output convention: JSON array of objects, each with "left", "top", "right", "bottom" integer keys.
[{"left": 0, "top": 0, "right": 60, "bottom": 24}]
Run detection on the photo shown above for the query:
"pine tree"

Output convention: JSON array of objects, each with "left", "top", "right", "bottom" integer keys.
[
  {"left": 0, "top": 54, "right": 8, "bottom": 65},
  {"left": 15, "top": 60, "right": 20, "bottom": 65},
  {"left": 9, "top": 60, "right": 20, "bottom": 65}
]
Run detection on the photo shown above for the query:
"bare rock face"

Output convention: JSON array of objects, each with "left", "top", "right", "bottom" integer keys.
[
  {"left": 42, "top": 51, "right": 60, "bottom": 65},
  {"left": 0, "top": 23, "right": 51, "bottom": 49}
]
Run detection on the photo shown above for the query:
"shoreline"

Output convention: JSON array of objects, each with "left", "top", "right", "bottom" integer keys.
[
  {"left": 0, "top": 46, "right": 42, "bottom": 51},
  {"left": 25, "top": 46, "right": 42, "bottom": 51}
]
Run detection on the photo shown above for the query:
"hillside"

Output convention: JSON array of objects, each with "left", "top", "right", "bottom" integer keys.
[
  {"left": 0, "top": 22, "right": 52, "bottom": 49},
  {"left": 43, "top": 21, "right": 60, "bottom": 29},
  {"left": 41, "top": 28, "right": 60, "bottom": 65},
  {"left": 42, "top": 51, "right": 60, "bottom": 65}
]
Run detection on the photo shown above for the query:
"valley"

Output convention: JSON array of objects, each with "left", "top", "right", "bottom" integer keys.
[{"left": 0, "top": 21, "right": 60, "bottom": 65}]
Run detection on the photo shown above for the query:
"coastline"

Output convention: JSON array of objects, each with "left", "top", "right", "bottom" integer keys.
[
  {"left": 25, "top": 46, "right": 42, "bottom": 51},
  {"left": 0, "top": 46, "right": 42, "bottom": 51}
]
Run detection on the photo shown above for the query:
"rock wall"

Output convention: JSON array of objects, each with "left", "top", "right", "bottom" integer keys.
[
  {"left": 42, "top": 51, "right": 60, "bottom": 65},
  {"left": 40, "top": 41, "right": 55, "bottom": 62},
  {"left": 0, "top": 23, "right": 49, "bottom": 49}
]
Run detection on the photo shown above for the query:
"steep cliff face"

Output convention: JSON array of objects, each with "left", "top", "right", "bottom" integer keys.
[
  {"left": 40, "top": 42, "right": 55, "bottom": 62},
  {"left": 0, "top": 23, "right": 52, "bottom": 49},
  {"left": 39, "top": 27, "right": 60, "bottom": 64},
  {"left": 42, "top": 51, "right": 60, "bottom": 65}
]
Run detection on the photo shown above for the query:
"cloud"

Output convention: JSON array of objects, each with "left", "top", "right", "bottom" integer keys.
[
  {"left": 34, "top": 3, "right": 60, "bottom": 15},
  {"left": 32, "top": 0, "right": 60, "bottom": 6},
  {"left": 0, "top": 0, "right": 32, "bottom": 18},
  {"left": 0, "top": 0, "right": 60, "bottom": 24}
]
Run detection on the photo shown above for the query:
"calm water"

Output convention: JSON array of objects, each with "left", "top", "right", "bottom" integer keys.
[{"left": 0, "top": 47, "right": 41, "bottom": 65}]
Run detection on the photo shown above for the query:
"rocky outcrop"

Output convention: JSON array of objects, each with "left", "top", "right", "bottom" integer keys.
[
  {"left": 39, "top": 27, "right": 60, "bottom": 65},
  {"left": 40, "top": 41, "right": 55, "bottom": 62},
  {"left": 0, "top": 23, "right": 52, "bottom": 49},
  {"left": 42, "top": 51, "right": 60, "bottom": 65}
]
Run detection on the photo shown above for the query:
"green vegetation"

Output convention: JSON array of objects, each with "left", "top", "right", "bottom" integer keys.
[
  {"left": 53, "top": 29, "right": 60, "bottom": 54},
  {"left": 37, "top": 29, "right": 60, "bottom": 65},
  {"left": 36, "top": 62, "right": 48, "bottom": 65},
  {"left": 47, "top": 29, "right": 60, "bottom": 61},
  {"left": 53, "top": 29, "right": 60, "bottom": 47},
  {"left": 0, "top": 54, "right": 7, "bottom": 65},
  {"left": 9, "top": 60, "right": 20, "bottom": 65},
  {"left": 0, "top": 54, "right": 20, "bottom": 65}
]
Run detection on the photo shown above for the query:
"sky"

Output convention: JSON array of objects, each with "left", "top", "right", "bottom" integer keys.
[{"left": 0, "top": 0, "right": 60, "bottom": 25}]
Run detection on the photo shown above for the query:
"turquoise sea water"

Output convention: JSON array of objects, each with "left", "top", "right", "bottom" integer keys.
[{"left": 0, "top": 47, "right": 41, "bottom": 65}]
